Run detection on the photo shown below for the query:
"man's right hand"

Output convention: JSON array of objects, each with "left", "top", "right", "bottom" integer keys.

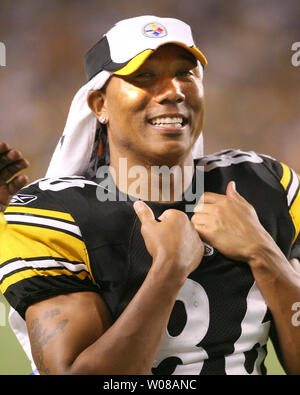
[
  {"left": 25, "top": 201, "right": 204, "bottom": 375},
  {"left": 133, "top": 200, "right": 204, "bottom": 282}
]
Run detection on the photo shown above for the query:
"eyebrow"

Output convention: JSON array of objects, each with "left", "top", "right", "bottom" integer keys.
[
  {"left": 177, "top": 54, "right": 197, "bottom": 64},
  {"left": 145, "top": 53, "right": 197, "bottom": 67}
]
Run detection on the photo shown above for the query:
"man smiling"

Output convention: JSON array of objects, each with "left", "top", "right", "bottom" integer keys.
[
  {"left": 92, "top": 44, "right": 204, "bottom": 165},
  {"left": 88, "top": 43, "right": 204, "bottom": 204},
  {"left": 0, "top": 16, "right": 299, "bottom": 375}
]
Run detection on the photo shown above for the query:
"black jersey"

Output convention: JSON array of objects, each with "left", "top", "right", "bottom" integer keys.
[{"left": 1, "top": 149, "right": 299, "bottom": 375}]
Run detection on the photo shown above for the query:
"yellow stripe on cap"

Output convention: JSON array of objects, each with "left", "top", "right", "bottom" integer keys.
[
  {"left": 113, "top": 49, "right": 153, "bottom": 76},
  {"left": 113, "top": 44, "right": 207, "bottom": 76}
]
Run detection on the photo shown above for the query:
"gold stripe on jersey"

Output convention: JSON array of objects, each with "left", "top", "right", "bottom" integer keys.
[
  {"left": 280, "top": 163, "right": 300, "bottom": 244},
  {"left": 1, "top": 224, "right": 86, "bottom": 263},
  {"left": 0, "top": 212, "right": 5, "bottom": 232},
  {"left": 2, "top": 206, "right": 95, "bottom": 282},
  {"left": 290, "top": 175, "right": 300, "bottom": 244},
  {"left": 0, "top": 220, "right": 95, "bottom": 291},
  {"left": 5, "top": 206, "right": 75, "bottom": 223},
  {"left": 0, "top": 267, "right": 91, "bottom": 294},
  {"left": 280, "top": 162, "right": 292, "bottom": 191}
]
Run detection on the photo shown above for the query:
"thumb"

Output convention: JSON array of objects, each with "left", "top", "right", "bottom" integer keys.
[
  {"left": 158, "top": 209, "right": 174, "bottom": 222},
  {"left": 289, "top": 258, "right": 300, "bottom": 273},
  {"left": 133, "top": 200, "right": 155, "bottom": 224},
  {"left": 226, "top": 181, "right": 240, "bottom": 200}
]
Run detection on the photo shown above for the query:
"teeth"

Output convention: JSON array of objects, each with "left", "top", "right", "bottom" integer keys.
[{"left": 150, "top": 116, "right": 184, "bottom": 126}]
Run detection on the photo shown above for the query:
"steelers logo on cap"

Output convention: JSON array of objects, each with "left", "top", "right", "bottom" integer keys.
[{"left": 143, "top": 22, "right": 167, "bottom": 38}]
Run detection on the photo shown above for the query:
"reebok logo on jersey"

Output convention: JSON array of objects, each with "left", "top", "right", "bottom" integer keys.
[{"left": 10, "top": 194, "right": 37, "bottom": 205}]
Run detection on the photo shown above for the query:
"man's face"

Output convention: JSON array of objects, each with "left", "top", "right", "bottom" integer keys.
[{"left": 101, "top": 44, "right": 205, "bottom": 166}]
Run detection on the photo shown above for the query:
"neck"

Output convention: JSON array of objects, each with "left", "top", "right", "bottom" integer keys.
[{"left": 109, "top": 153, "right": 194, "bottom": 203}]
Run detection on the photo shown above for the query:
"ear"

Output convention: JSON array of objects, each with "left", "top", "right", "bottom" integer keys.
[{"left": 87, "top": 90, "right": 108, "bottom": 119}]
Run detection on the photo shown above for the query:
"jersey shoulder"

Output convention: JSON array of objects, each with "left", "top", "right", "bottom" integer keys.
[
  {"left": 9, "top": 176, "right": 99, "bottom": 211},
  {"left": 198, "top": 148, "right": 282, "bottom": 177},
  {"left": 0, "top": 176, "right": 102, "bottom": 319},
  {"left": 198, "top": 149, "right": 300, "bottom": 245},
  {"left": 198, "top": 148, "right": 298, "bottom": 195}
]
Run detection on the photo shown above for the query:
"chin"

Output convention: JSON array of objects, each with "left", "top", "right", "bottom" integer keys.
[{"left": 146, "top": 142, "right": 191, "bottom": 166}]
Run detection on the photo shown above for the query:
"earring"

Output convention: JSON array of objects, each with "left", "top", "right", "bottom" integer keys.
[{"left": 99, "top": 115, "right": 107, "bottom": 124}]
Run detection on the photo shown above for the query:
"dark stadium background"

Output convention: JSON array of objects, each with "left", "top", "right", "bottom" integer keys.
[{"left": 1, "top": 0, "right": 299, "bottom": 375}]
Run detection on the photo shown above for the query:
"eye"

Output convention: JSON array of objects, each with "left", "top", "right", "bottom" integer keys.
[
  {"left": 176, "top": 70, "right": 193, "bottom": 77},
  {"left": 128, "top": 71, "right": 156, "bottom": 86},
  {"left": 135, "top": 72, "right": 156, "bottom": 78}
]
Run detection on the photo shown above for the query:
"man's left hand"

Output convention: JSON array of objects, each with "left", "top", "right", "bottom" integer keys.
[{"left": 191, "top": 181, "right": 275, "bottom": 263}]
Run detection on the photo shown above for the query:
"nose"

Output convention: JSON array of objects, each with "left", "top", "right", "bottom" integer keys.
[{"left": 154, "top": 78, "right": 185, "bottom": 105}]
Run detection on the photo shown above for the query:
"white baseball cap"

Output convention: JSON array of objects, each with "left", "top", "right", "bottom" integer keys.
[{"left": 85, "top": 15, "right": 207, "bottom": 80}]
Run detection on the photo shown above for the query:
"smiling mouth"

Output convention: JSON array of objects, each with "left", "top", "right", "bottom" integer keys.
[{"left": 148, "top": 116, "right": 188, "bottom": 129}]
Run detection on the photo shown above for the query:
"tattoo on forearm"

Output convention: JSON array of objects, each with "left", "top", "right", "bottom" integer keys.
[
  {"left": 43, "top": 308, "right": 60, "bottom": 320},
  {"left": 28, "top": 309, "right": 68, "bottom": 375}
]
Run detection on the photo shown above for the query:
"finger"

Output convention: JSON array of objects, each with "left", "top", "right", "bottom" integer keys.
[
  {"left": 202, "top": 191, "right": 224, "bottom": 205},
  {"left": 191, "top": 212, "right": 208, "bottom": 229},
  {"left": 190, "top": 220, "right": 209, "bottom": 242},
  {"left": 0, "top": 148, "right": 28, "bottom": 169},
  {"left": 7, "top": 174, "right": 29, "bottom": 195},
  {"left": 226, "top": 181, "right": 246, "bottom": 203},
  {"left": 0, "top": 159, "right": 29, "bottom": 183},
  {"left": 157, "top": 209, "right": 177, "bottom": 222},
  {"left": 0, "top": 149, "right": 21, "bottom": 166},
  {"left": 6, "top": 149, "right": 23, "bottom": 161},
  {"left": 194, "top": 197, "right": 218, "bottom": 214},
  {"left": 191, "top": 212, "right": 208, "bottom": 227},
  {"left": 226, "top": 181, "right": 236, "bottom": 196},
  {"left": 192, "top": 195, "right": 204, "bottom": 213},
  {"left": 0, "top": 141, "right": 10, "bottom": 154},
  {"left": 133, "top": 201, "right": 155, "bottom": 224},
  {"left": 289, "top": 258, "right": 300, "bottom": 273}
]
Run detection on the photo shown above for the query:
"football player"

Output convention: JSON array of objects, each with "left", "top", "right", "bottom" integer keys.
[{"left": 0, "top": 16, "right": 299, "bottom": 375}]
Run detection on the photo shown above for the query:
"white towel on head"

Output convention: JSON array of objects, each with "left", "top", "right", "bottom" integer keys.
[
  {"left": 192, "top": 132, "right": 203, "bottom": 159},
  {"left": 46, "top": 71, "right": 111, "bottom": 178},
  {"left": 46, "top": 62, "right": 204, "bottom": 179}
]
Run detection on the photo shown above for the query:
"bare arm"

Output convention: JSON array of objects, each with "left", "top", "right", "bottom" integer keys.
[
  {"left": 26, "top": 201, "right": 204, "bottom": 375},
  {"left": 0, "top": 141, "right": 29, "bottom": 210},
  {"left": 248, "top": 252, "right": 300, "bottom": 374}
]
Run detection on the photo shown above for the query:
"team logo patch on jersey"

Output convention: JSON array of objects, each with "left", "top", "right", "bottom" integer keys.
[
  {"left": 143, "top": 23, "right": 167, "bottom": 38},
  {"left": 10, "top": 194, "right": 37, "bottom": 205},
  {"left": 203, "top": 242, "right": 214, "bottom": 256}
]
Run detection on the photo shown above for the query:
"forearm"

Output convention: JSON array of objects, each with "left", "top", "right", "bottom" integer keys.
[
  {"left": 249, "top": 245, "right": 300, "bottom": 374},
  {"left": 26, "top": 205, "right": 203, "bottom": 375},
  {"left": 65, "top": 260, "right": 185, "bottom": 375}
]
